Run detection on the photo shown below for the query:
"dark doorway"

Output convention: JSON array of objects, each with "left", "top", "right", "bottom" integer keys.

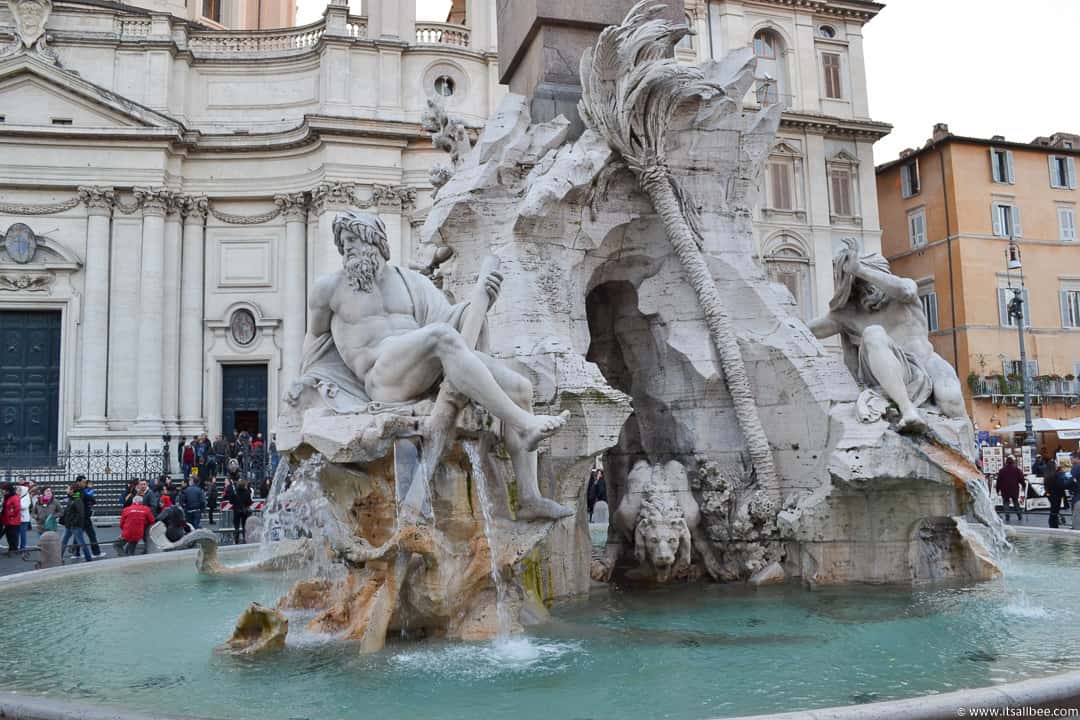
[
  {"left": 0, "top": 310, "right": 62, "bottom": 464},
  {"left": 221, "top": 364, "right": 267, "bottom": 441}
]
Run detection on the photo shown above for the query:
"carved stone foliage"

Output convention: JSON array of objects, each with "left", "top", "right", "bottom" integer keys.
[
  {"left": 273, "top": 193, "right": 309, "bottom": 220},
  {"left": 0, "top": 195, "right": 81, "bottom": 216},
  {"left": 178, "top": 195, "right": 209, "bottom": 221},
  {"left": 311, "top": 182, "right": 356, "bottom": 214},
  {"left": 371, "top": 185, "right": 417, "bottom": 211},
  {"left": 133, "top": 187, "right": 173, "bottom": 216},
  {"left": 77, "top": 186, "right": 116, "bottom": 213},
  {"left": 0, "top": 273, "right": 52, "bottom": 292}
]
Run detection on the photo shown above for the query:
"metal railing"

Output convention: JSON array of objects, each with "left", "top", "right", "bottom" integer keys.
[
  {"left": 1, "top": 443, "right": 165, "bottom": 518},
  {"left": 415, "top": 22, "right": 470, "bottom": 47},
  {"left": 970, "top": 377, "right": 1080, "bottom": 400}
]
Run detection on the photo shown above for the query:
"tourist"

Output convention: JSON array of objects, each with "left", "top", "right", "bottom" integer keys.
[
  {"left": 2, "top": 483, "right": 21, "bottom": 555},
  {"left": 59, "top": 483, "right": 93, "bottom": 562},
  {"left": 16, "top": 480, "right": 31, "bottom": 550},
  {"left": 1072, "top": 452, "right": 1080, "bottom": 531},
  {"left": 119, "top": 496, "right": 156, "bottom": 556},
  {"left": 141, "top": 479, "right": 161, "bottom": 516},
  {"left": 212, "top": 433, "right": 229, "bottom": 474},
  {"left": 180, "top": 477, "right": 207, "bottom": 530},
  {"left": 79, "top": 476, "right": 102, "bottom": 557},
  {"left": 586, "top": 470, "right": 599, "bottom": 520},
  {"left": 182, "top": 441, "right": 195, "bottom": 479},
  {"left": 206, "top": 472, "right": 219, "bottom": 526},
  {"left": 227, "top": 478, "right": 253, "bottom": 544},
  {"left": 31, "top": 486, "right": 60, "bottom": 534},
  {"left": 269, "top": 434, "right": 280, "bottom": 478},
  {"left": 1047, "top": 460, "right": 1072, "bottom": 529},
  {"left": 1032, "top": 453, "right": 1048, "bottom": 478},
  {"left": 996, "top": 456, "right": 1025, "bottom": 523},
  {"left": 156, "top": 502, "right": 189, "bottom": 543}
]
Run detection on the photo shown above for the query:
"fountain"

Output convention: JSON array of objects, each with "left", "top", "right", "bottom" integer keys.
[{"left": 2, "top": 4, "right": 1080, "bottom": 719}]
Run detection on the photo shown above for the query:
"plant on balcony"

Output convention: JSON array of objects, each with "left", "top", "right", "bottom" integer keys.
[
  {"left": 966, "top": 371, "right": 982, "bottom": 394},
  {"left": 1049, "top": 373, "right": 1063, "bottom": 381},
  {"left": 990, "top": 373, "right": 1007, "bottom": 395},
  {"left": 1066, "top": 374, "right": 1076, "bottom": 382}
]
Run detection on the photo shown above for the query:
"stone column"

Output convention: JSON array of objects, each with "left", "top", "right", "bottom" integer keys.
[
  {"left": 76, "top": 186, "right": 115, "bottom": 428},
  {"left": 274, "top": 193, "right": 309, "bottom": 389},
  {"left": 311, "top": 182, "right": 354, "bottom": 281},
  {"left": 133, "top": 187, "right": 170, "bottom": 431},
  {"left": 161, "top": 197, "right": 183, "bottom": 432},
  {"left": 178, "top": 196, "right": 208, "bottom": 433}
]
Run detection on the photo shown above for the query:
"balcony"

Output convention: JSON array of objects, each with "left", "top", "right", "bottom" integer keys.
[
  {"left": 415, "top": 22, "right": 471, "bottom": 48},
  {"left": 970, "top": 376, "right": 1080, "bottom": 406},
  {"left": 187, "top": 20, "right": 327, "bottom": 56}
]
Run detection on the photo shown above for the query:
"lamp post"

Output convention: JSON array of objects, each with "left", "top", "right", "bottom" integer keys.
[{"left": 1005, "top": 238, "right": 1035, "bottom": 448}]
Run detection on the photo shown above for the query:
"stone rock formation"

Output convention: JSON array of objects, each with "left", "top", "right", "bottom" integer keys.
[
  {"left": 417, "top": 2, "right": 1001, "bottom": 591},
  {"left": 219, "top": 603, "right": 288, "bottom": 656}
]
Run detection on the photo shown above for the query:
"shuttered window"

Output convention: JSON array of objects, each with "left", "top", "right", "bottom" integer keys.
[
  {"left": 992, "top": 203, "right": 1022, "bottom": 237},
  {"left": 920, "top": 292, "right": 939, "bottom": 331},
  {"left": 1059, "top": 207, "right": 1077, "bottom": 242},
  {"left": 900, "top": 160, "right": 920, "bottom": 198},
  {"left": 990, "top": 149, "right": 1015, "bottom": 184},
  {"left": 768, "top": 161, "right": 794, "bottom": 210},
  {"left": 830, "top": 168, "right": 853, "bottom": 217},
  {"left": 908, "top": 208, "right": 927, "bottom": 248},
  {"left": 1049, "top": 155, "right": 1077, "bottom": 189},
  {"left": 822, "top": 53, "right": 842, "bottom": 99},
  {"left": 1061, "top": 289, "right": 1080, "bottom": 328},
  {"left": 999, "top": 287, "right": 1032, "bottom": 327}
]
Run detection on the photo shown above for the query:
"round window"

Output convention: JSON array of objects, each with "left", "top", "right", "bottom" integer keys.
[
  {"left": 818, "top": 25, "right": 836, "bottom": 39},
  {"left": 230, "top": 309, "right": 257, "bottom": 346},
  {"left": 434, "top": 75, "right": 456, "bottom": 97}
]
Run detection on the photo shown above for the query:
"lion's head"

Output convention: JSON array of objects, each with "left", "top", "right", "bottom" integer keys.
[{"left": 633, "top": 496, "right": 691, "bottom": 582}]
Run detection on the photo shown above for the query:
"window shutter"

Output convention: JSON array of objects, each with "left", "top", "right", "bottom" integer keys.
[
  {"left": 928, "top": 293, "right": 939, "bottom": 331},
  {"left": 1028, "top": 359, "right": 1038, "bottom": 377},
  {"left": 1023, "top": 288, "right": 1032, "bottom": 327},
  {"left": 990, "top": 150, "right": 1001, "bottom": 183},
  {"left": 1006, "top": 151, "right": 1016, "bottom": 184},
  {"left": 901, "top": 164, "right": 911, "bottom": 197},
  {"left": 992, "top": 205, "right": 1004, "bottom": 236},
  {"left": 1063, "top": 290, "right": 1072, "bottom": 328},
  {"left": 1050, "top": 156, "right": 1061, "bottom": 187},
  {"left": 1012, "top": 206, "right": 1023, "bottom": 237},
  {"left": 1060, "top": 208, "right": 1077, "bottom": 242},
  {"left": 1068, "top": 157, "right": 1077, "bottom": 189},
  {"left": 999, "top": 288, "right": 1011, "bottom": 326}
]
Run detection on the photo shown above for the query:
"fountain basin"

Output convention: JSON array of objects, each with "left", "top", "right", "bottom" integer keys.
[{"left": 1, "top": 532, "right": 1079, "bottom": 720}]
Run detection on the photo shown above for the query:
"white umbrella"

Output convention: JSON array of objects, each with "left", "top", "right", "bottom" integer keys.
[{"left": 996, "top": 417, "right": 1080, "bottom": 434}]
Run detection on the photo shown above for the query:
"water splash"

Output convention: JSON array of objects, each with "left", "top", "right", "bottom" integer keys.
[
  {"left": 963, "top": 477, "right": 1010, "bottom": 556},
  {"left": 463, "top": 441, "right": 511, "bottom": 641},
  {"left": 1001, "top": 590, "right": 1049, "bottom": 619}
]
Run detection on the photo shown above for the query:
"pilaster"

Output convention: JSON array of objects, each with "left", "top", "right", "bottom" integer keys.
[
  {"left": 178, "top": 195, "right": 208, "bottom": 434},
  {"left": 74, "top": 186, "right": 115, "bottom": 429}
]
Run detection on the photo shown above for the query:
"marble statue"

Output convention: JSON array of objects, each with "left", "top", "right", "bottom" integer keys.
[
  {"left": 288, "top": 210, "right": 571, "bottom": 520},
  {"left": 594, "top": 460, "right": 720, "bottom": 583},
  {"left": 809, "top": 237, "right": 966, "bottom": 432}
]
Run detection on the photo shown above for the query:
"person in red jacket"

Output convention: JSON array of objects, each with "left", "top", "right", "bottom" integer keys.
[
  {"left": 119, "top": 495, "right": 156, "bottom": 556},
  {"left": 996, "top": 455, "right": 1026, "bottom": 523},
  {"left": 2, "top": 483, "right": 21, "bottom": 555}
]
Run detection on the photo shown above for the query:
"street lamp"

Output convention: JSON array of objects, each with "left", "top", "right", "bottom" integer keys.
[{"left": 1004, "top": 237, "right": 1035, "bottom": 448}]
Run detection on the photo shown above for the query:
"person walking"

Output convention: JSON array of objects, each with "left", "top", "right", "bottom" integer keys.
[
  {"left": 1072, "top": 452, "right": 1080, "bottom": 531},
  {"left": 16, "top": 480, "right": 31, "bottom": 550},
  {"left": 119, "top": 496, "right": 156, "bottom": 556},
  {"left": 59, "top": 483, "right": 93, "bottom": 562},
  {"left": 996, "top": 456, "right": 1025, "bottom": 523},
  {"left": 586, "top": 470, "right": 599, "bottom": 521},
  {"left": 180, "top": 477, "right": 207, "bottom": 530},
  {"left": 79, "top": 476, "right": 102, "bottom": 557},
  {"left": 2, "top": 483, "right": 22, "bottom": 555},
  {"left": 227, "top": 478, "right": 253, "bottom": 544},
  {"left": 206, "top": 473, "right": 218, "bottom": 526},
  {"left": 31, "top": 486, "right": 61, "bottom": 534},
  {"left": 181, "top": 441, "right": 195, "bottom": 479},
  {"left": 1047, "top": 459, "right": 1072, "bottom": 529}
]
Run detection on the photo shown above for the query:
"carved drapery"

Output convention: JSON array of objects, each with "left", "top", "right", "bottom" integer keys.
[{"left": 0, "top": 196, "right": 81, "bottom": 215}]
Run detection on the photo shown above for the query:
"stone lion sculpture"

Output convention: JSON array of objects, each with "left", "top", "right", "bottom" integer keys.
[{"left": 594, "top": 459, "right": 720, "bottom": 582}]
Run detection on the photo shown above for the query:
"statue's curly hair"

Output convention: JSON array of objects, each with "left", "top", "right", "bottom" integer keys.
[{"left": 332, "top": 210, "right": 390, "bottom": 261}]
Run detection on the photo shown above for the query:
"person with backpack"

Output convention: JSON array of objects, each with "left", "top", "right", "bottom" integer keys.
[
  {"left": 156, "top": 503, "right": 189, "bottom": 544},
  {"left": 31, "top": 486, "right": 61, "bottom": 533},
  {"left": 119, "top": 495, "right": 156, "bottom": 556},
  {"left": 78, "top": 476, "right": 102, "bottom": 557},
  {"left": 59, "top": 483, "right": 93, "bottom": 562}
]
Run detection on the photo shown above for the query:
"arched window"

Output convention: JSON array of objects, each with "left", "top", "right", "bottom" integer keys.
[
  {"left": 764, "top": 239, "right": 813, "bottom": 322},
  {"left": 753, "top": 30, "right": 779, "bottom": 60},
  {"left": 752, "top": 29, "right": 786, "bottom": 106}
]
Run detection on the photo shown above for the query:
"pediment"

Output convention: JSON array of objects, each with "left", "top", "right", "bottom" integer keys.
[
  {"left": 828, "top": 149, "right": 860, "bottom": 165},
  {"left": 0, "top": 53, "right": 181, "bottom": 130},
  {"left": 771, "top": 140, "right": 803, "bottom": 157}
]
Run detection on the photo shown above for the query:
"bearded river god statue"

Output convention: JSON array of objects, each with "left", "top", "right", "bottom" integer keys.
[{"left": 268, "top": 210, "right": 581, "bottom": 652}]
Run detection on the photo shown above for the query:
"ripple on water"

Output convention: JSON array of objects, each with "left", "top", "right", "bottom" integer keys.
[{"left": 388, "top": 637, "right": 582, "bottom": 681}]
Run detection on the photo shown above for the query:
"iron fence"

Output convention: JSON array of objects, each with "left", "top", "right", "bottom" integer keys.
[{"left": 1, "top": 443, "right": 165, "bottom": 517}]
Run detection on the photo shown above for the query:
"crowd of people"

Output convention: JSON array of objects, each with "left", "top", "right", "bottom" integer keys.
[
  {"left": 178, "top": 430, "right": 278, "bottom": 497},
  {"left": 992, "top": 450, "right": 1080, "bottom": 528}
]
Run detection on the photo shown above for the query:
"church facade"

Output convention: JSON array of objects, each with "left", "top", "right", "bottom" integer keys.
[
  {"left": 0, "top": 0, "right": 500, "bottom": 458},
  {"left": 0, "top": 0, "right": 888, "bottom": 461}
]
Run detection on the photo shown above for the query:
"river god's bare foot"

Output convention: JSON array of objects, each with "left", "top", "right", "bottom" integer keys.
[
  {"left": 520, "top": 410, "right": 570, "bottom": 452},
  {"left": 897, "top": 412, "right": 928, "bottom": 435},
  {"left": 516, "top": 495, "right": 575, "bottom": 521}
]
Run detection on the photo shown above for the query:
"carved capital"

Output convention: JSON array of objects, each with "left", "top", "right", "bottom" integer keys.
[
  {"left": 371, "top": 185, "right": 417, "bottom": 212},
  {"left": 177, "top": 195, "right": 209, "bottom": 223},
  {"left": 133, "top": 187, "right": 172, "bottom": 216},
  {"left": 78, "top": 186, "right": 116, "bottom": 216},
  {"left": 311, "top": 182, "right": 355, "bottom": 214},
  {"left": 274, "top": 192, "right": 309, "bottom": 221}
]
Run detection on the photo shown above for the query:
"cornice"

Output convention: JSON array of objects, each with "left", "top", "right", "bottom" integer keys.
[
  {"left": 744, "top": 0, "right": 885, "bottom": 23},
  {"left": 780, "top": 112, "right": 892, "bottom": 141}
]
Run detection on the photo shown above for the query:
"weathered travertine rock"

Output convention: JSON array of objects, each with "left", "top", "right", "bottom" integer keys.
[{"left": 219, "top": 603, "right": 288, "bottom": 655}]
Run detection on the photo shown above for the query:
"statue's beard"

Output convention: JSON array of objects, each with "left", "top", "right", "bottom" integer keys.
[{"left": 344, "top": 246, "right": 381, "bottom": 292}]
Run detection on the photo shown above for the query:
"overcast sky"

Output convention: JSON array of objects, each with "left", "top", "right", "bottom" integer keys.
[{"left": 297, "top": 0, "right": 1080, "bottom": 165}]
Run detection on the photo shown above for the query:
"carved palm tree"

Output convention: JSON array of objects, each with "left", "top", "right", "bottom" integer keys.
[{"left": 578, "top": 1, "right": 778, "bottom": 492}]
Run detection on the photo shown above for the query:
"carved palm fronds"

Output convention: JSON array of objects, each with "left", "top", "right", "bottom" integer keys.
[{"left": 579, "top": 1, "right": 779, "bottom": 498}]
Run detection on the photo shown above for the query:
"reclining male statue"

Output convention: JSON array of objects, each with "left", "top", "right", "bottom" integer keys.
[
  {"left": 287, "top": 210, "right": 572, "bottom": 520},
  {"left": 808, "top": 237, "right": 966, "bottom": 433}
]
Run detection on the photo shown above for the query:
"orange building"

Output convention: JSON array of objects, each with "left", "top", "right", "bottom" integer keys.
[{"left": 877, "top": 124, "right": 1080, "bottom": 449}]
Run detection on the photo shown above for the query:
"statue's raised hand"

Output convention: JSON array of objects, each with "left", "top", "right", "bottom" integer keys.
[
  {"left": 482, "top": 269, "right": 504, "bottom": 304},
  {"left": 840, "top": 236, "right": 862, "bottom": 275}
]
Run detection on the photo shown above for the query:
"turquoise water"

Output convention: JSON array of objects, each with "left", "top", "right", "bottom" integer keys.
[{"left": 1, "top": 535, "right": 1079, "bottom": 719}]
